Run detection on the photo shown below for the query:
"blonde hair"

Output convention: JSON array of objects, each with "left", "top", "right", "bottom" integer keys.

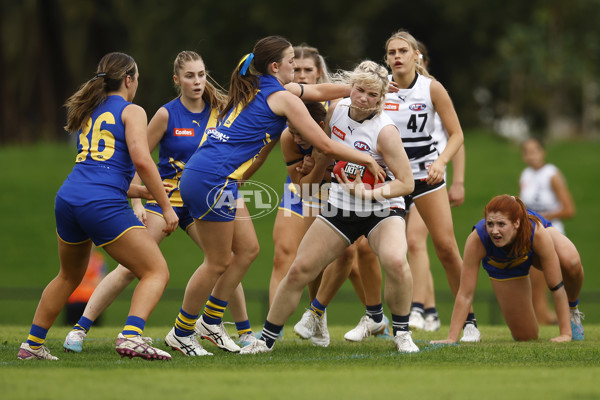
[
  {"left": 64, "top": 52, "right": 136, "bottom": 133},
  {"left": 293, "top": 45, "right": 330, "bottom": 83},
  {"left": 334, "top": 60, "right": 389, "bottom": 116},
  {"left": 385, "top": 30, "right": 432, "bottom": 79},
  {"left": 173, "top": 51, "right": 227, "bottom": 111}
]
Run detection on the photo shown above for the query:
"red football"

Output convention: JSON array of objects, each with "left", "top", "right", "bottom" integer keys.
[{"left": 333, "top": 161, "right": 377, "bottom": 187}]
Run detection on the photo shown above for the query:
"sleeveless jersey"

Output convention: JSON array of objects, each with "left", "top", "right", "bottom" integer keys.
[
  {"left": 519, "top": 163, "right": 565, "bottom": 233},
  {"left": 185, "top": 74, "right": 286, "bottom": 179},
  {"left": 327, "top": 97, "right": 404, "bottom": 212},
  {"left": 384, "top": 74, "right": 438, "bottom": 180},
  {"left": 474, "top": 215, "right": 537, "bottom": 280},
  {"left": 150, "top": 97, "right": 219, "bottom": 207},
  {"left": 57, "top": 95, "right": 134, "bottom": 205}
]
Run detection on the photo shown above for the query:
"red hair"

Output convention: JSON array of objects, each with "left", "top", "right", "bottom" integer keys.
[{"left": 484, "top": 194, "right": 541, "bottom": 257}]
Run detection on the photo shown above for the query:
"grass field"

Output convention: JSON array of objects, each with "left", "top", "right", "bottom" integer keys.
[
  {"left": 1, "top": 131, "right": 599, "bottom": 327},
  {"left": 1, "top": 132, "right": 600, "bottom": 399},
  {"left": 2, "top": 324, "right": 599, "bottom": 399}
]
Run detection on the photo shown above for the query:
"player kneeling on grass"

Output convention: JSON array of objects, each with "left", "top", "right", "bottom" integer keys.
[
  {"left": 241, "top": 60, "right": 420, "bottom": 355},
  {"left": 432, "top": 194, "right": 584, "bottom": 344}
]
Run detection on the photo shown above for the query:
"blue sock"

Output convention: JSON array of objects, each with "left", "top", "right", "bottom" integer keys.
[
  {"left": 174, "top": 308, "right": 199, "bottom": 337},
  {"left": 261, "top": 320, "right": 283, "bottom": 349},
  {"left": 122, "top": 315, "right": 145, "bottom": 337},
  {"left": 309, "top": 298, "right": 326, "bottom": 318},
  {"left": 366, "top": 304, "right": 384, "bottom": 323},
  {"left": 569, "top": 299, "right": 579, "bottom": 309},
  {"left": 74, "top": 316, "right": 93, "bottom": 333},
  {"left": 26, "top": 324, "right": 48, "bottom": 349},
  {"left": 203, "top": 295, "right": 228, "bottom": 325},
  {"left": 391, "top": 314, "right": 409, "bottom": 335},
  {"left": 235, "top": 319, "right": 252, "bottom": 336}
]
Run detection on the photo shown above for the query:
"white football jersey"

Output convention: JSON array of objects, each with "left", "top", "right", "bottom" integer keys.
[
  {"left": 385, "top": 74, "right": 438, "bottom": 180},
  {"left": 519, "top": 163, "right": 565, "bottom": 233},
  {"left": 328, "top": 97, "right": 405, "bottom": 212}
]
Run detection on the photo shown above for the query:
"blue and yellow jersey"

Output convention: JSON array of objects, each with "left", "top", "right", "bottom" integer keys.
[
  {"left": 474, "top": 214, "right": 538, "bottom": 280},
  {"left": 57, "top": 95, "right": 134, "bottom": 205},
  {"left": 150, "top": 97, "right": 219, "bottom": 207},
  {"left": 185, "top": 74, "right": 287, "bottom": 180}
]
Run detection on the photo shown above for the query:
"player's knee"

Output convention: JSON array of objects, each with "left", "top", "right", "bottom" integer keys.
[
  {"left": 286, "top": 262, "right": 312, "bottom": 288},
  {"left": 512, "top": 330, "right": 538, "bottom": 341}
]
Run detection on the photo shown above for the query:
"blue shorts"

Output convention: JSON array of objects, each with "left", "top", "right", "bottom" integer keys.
[
  {"left": 145, "top": 202, "right": 195, "bottom": 231},
  {"left": 55, "top": 195, "right": 144, "bottom": 247},
  {"left": 180, "top": 169, "right": 239, "bottom": 222},
  {"left": 483, "top": 264, "right": 531, "bottom": 281},
  {"left": 278, "top": 176, "right": 303, "bottom": 218}
]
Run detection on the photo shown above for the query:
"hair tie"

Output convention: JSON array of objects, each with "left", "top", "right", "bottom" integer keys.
[
  {"left": 239, "top": 53, "right": 255, "bottom": 76},
  {"left": 93, "top": 72, "right": 107, "bottom": 80}
]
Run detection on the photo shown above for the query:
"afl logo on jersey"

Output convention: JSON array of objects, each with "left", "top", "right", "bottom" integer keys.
[
  {"left": 384, "top": 103, "right": 399, "bottom": 111},
  {"left": 174, "top": 128, "right": 194, "bottom": 137},
  {"left": 409, "top": 103, "right": 427, "bottom": 111},
  {"left": 354, "top": 141, "right": 370, "bottom": 151}
]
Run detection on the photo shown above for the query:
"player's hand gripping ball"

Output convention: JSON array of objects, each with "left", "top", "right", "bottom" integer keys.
[{"left": 333, "top": 161, "right": 377, "bottom": 187}]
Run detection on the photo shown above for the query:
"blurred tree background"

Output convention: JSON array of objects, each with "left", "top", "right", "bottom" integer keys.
[{"left": 1, "top": 0, "right": 599, "bottom": 144}]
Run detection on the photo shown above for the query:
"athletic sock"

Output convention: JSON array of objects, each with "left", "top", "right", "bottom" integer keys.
[
  {"left": 391, "top": 314, "right": 410, "bottom": 336},
  {"left": 26, "top": 324, "right": 48, "bottom": 349},
  {"left": 261, "top": 320, "right": 283, "bottom": 349},
  {"left": 73, "top": 316, "right": 93, "bottom": 333},
  {"left": 174, "top": 308, "right": 199, "bottom": 337},
  {"left": 203, "top": 295, "right": 228, "bottom": 325},
  {"left": 235, "top": 319, "right": 252, "bottom": 336},
  {"left": 366, "top": 303, "right": 384, "bottom": 323},
  {"left": 569, "top": 299, "right": 579, "bottom": 309},
  {"left": 424, "top": 307, "right": 438, "bottom": 319},
  {"left": 411, "top": 302, "right": 425, "bottom": 316},
  {"left": 309, "top": 298, "right": 327, "bottom": 318},
  {"left": 122, "top": 315, "right": 145, "bottom": 338},
  {"left": 464, "top": 312, "right": 477, "bottom": 328}
]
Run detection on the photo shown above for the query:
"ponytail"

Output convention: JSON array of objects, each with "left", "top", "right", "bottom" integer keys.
[{"left": 64, "top": 52, "right": 137, "bottom": 133}]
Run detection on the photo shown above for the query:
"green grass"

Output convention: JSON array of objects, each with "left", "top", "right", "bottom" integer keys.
[
  {"left": 2, "top": 324, "right": 599, "bottom": 399},
  {"left": 1, "top": 133, "right": 600, "bottom": 328}
]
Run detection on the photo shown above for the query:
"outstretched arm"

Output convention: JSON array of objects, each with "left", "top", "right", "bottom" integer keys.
[
  {"left": 269, "top": 91, "right": 385, "bottom": 183},
  {"left": 431, "top": 230, "right": 483, "bottom": 343},
  {"left": 285, "top": 82, "right": 350, "bottom": 102}
]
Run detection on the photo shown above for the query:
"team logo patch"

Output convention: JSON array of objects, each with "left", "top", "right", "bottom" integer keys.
[
  {"left": 332, "top": 126, "right": 346, "bottom": 140},
  {"left": 354, "top": 141, "right": 370, "bottom": 151},
  {"left": 384, "top": 103, "right": 399, "bottom": 111},
  {"left": 209, "top": 129, "right": 230, "bottom": 142},
  {"left": 409, "top": 103, "right": 427, "bottom": 111},
  {"left": 174, "top": 128, "right": 194, "bottom": 137}
]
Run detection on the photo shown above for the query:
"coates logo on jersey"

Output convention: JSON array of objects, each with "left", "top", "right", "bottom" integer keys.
[
  {"left": 174, "top": 128, "right": 194, "bottom": 137},
  {"left": 332, "top": 126, "right": 346, "bottom": 140},
  {"left": 354, "top": 141, "right": 370, "bottom": 151},
  {"left": 409, "top": 103, "right": 427, "bottom": 112},
  {"left": 384, "top": 103, "right": 399, "bottom": 111}
]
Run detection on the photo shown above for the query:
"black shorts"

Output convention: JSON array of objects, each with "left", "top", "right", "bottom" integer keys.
[
  {"left": 404, "top": 179, "right": 446, "bottom": 210},
  {"left": 318, "top": 203, "right": 406, "bottom": 245}
]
